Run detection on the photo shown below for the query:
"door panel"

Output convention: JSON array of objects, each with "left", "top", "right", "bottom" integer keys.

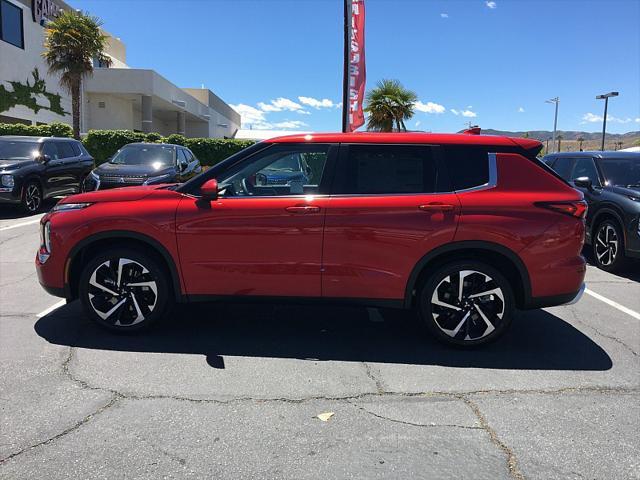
[
  {"left": 41, "top": 142, "right": 69, "bottom": 198},
  {"left": 176, "top": 195, "right": 329, "bottom": 297},
  {"left": 322, "top": 193, "right": 460, "bottom": 299}
]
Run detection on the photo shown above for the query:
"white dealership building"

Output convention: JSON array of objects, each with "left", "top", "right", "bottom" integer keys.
[{"left": 0, "top": 0, "right": 240, "bottom": 137}]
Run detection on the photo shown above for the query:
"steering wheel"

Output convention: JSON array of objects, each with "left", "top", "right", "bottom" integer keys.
[{"left": 241, "top": 178, "right": 252, "bottom": 196}]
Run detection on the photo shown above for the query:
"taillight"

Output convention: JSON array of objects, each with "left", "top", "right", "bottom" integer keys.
[{"left": 536, "top": 200, "right": 588, "bottom": 219}]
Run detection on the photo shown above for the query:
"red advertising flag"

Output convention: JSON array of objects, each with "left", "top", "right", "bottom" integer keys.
[{"left": 343, "top": 0, "right": 366, "bottom": 132}]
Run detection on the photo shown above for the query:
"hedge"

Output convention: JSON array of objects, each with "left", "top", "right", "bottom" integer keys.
[
  {"left": 0, "top": 123, "right": 256, "bottom": 167},
  {"left": 0, "top": 122, "right": 73, "bottom": 138}
]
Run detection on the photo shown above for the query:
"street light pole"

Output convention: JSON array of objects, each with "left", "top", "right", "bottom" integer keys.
[
  {"left": 546, "top": 97, "right": 559, "bottom": 152},
  {"left": 596, "top": 91, "right": 619, "bottom": 151}
]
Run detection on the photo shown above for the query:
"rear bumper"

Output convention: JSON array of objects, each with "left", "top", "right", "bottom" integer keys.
[{"left": 523, "top": 283, "right": 585, "bottom": 309}]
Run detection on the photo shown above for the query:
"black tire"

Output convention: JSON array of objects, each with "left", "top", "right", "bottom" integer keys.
[
  {"left": 79, "top": 248, "right": 173, "bottom": 332},
  {"left": 20, "top": 180, "right": 42, "bottom": 214},
  {"left": 592, "top": 219, "right": 629, "bottom": 273},
  {"left": 417, "top": 261, "right": 514, "bottom": 347}
]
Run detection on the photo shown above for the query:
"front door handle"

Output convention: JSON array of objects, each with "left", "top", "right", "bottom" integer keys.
[
  {"left": 285, "top": 205, "right": 321, "bottom": 214},
  {"left": 419, "top": 203, "right": 455, "bottom": 212}
]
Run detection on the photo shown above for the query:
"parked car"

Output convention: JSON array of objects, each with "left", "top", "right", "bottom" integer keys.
[
  {"left": 543, "top": 151, "right": 640, "bottom": 272},
  {"left": 0, "top": 136, "right": 94, "bottom": 213},
  {"left": 36, "top": 133, "right": 587, "bottom": 347},
  {"left": 84, "top": 143, "right": 202, "bottom": 191}
]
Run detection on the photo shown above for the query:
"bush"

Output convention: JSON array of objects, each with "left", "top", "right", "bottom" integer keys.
[
  {"left": 0, "top": 122, "right": 73, "bottom": 137},
  {"left": 144, "top": 132, "right": 164, "bottom": 143},
  {"left": 83, "top": 129, "right": 149, "bottom": 163},
  {"left": 165, "top": 134, "right": 187, "bottom": 146},
  {"left": 184, "top": 138, "right": 255, "bottom": 166}
]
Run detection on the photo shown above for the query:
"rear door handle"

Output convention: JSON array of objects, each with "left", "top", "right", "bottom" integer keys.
[
  {"left": 285, "top": 205, "right": 321, "bottom": 214},
  {"left": 419, "top": 203, "right": 455, "bottom": 212}
]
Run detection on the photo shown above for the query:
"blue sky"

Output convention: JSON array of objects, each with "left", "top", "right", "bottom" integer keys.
[{"left": 74, "top": 0, "right": 640, "bottom": 134}]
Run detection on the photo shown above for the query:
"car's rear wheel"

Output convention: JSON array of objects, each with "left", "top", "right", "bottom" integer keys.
[
  {"left": 592, "top": 219, "right": 628, "bottom": 273},
  {"left": 21, "top": 181, "right": 42, "bottom": 213},
  {"left": 79, "top": 248, "right": 172, "bottom": 332},
  {"left": 418, "top": 261, "right": 514, "bottom": 347}
]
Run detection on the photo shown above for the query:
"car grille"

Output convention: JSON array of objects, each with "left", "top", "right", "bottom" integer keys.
[{"left": 99, "top": 175, "right": 146, "bottom": 189}]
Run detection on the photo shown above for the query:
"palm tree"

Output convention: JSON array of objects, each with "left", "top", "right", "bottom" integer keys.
[
  {"left": 43, "top": 10, "right": 111, "bottom": 139},
  {"left": 577, "top": 136, "right": 585, "bottom": 151},
  {"left": 364, "top": 79, "right": 417, "bottom": 132},
  {"left": 556, "top": 134, "right": 563, "bottom": 152}
]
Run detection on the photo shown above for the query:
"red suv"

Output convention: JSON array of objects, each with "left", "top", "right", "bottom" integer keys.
[{"left": 36, "top": 133, "right": 587, "bottom": 346}]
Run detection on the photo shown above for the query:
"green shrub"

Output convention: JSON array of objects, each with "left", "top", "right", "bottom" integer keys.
[
  {"left": 184, "top": 138, "right": 255, "bottom": 166},
  {"left": 83, "top": 129, "right": 149, "bottom": 163},
  {"left": 144, "top": 132, "right": 164, "bottom": 143},
  {"left": 0, "top": 121, "right": 72, "bottom": 137},
  {"left": 165, "top": 134, "right": 187, "bottom": 146}
]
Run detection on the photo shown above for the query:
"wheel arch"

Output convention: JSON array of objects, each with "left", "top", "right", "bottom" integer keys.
[
  {"left": 404, "top": 241, "right": 531, "bottom": 309},
  {"left": 591, "top": 206, "right": 626, "bottom": 241},
  {"left": 65, "top": 230, "right": 184, "bottom": 302}
]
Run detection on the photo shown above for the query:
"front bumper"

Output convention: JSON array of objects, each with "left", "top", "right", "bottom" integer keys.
[{"left": 0, "top": 188, "right": 21, "bottom": 204}]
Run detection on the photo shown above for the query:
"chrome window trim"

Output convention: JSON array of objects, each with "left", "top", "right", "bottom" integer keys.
[{"left": 453, "top": 152, "right": 497, "bottom": 194}]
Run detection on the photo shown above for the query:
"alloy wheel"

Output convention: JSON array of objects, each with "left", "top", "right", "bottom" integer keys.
[
  {"left": 430, "top": 270, "right": 505, "bottom": 341},
  {"left": 87, "top": 258, "right": 158, "bottom": 327},
  {"left": 25, "top": 183, "right": 41, "bottom": 212},
  {"left": 595, "top": 224, "right": 618, "bottom": 267}
]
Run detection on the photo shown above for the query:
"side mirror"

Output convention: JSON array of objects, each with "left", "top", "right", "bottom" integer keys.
[
  {"left": 200, "top": 178, "right": 218, "bottom": 201},
  {"left": 573, "top": 176, "right": 593, "bottom": 190},
  {"left": 39, "top": 154, "right": 51, "bottom": 163}
]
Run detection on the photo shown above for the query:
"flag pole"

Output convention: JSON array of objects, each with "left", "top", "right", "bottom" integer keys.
[{"left": 342, "top": 0, "right": 350, "bottom": 133}]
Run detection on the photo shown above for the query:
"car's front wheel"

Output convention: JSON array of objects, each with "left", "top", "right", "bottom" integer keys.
[
  {"left": 418, "top": 261, "right": 514, "bottom": 347},
  {"left": 592, "top": 219, "right": 628, "bottom": 272},
  {"left": 79, "top": 248, "right": 172, "bottom": 332},
  {"left": 21, "top": 181, "right": 42, "bottom": 213}
]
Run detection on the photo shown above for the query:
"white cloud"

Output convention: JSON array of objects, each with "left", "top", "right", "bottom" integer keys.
[
  {"left": 461, "top": 110, "right": 477, "bottom": 118},
  {"left": 415, "top": 101, "right": 445, "bottom": 114},
  {"left": 415, "top": 120, "right": 422, "bottom": 127},
  {"left": 466, "top": 105, "right": 473, "bottom": 109},
  {"left": 485, "top": 1, "right": 497, "bottom": 9},
  {"left": 450, "top": 109, "right": 459, "bottom": 115},
  {"left": 272, "top": 120, "right": 308, "bottom": 129},
  {"left": 258, "top": 97, "right": 305, "bottom": 112},
  {"left": 231, "top": 103, "right": 268, "bottom": 126},
  {"left": 582, "top": 112, "right": 634, "bottom": 124},
  {"left": 440, "top": 13, "right": 449, "bottom": 18},
  {"left": 518, "top": 107, "right": 525, "bottom": 113},
  {"left": 636, "top": 118, "right": 640, "bottom": 123},
  {"left": 298, "top": 96, "right": 335, "bottom": 109}
]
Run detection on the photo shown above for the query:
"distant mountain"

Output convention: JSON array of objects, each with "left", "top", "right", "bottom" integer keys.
[{"left": 480, "top": 129, "right": 639, "bottom": 142}]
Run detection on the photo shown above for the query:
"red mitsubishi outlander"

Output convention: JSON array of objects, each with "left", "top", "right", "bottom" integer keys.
[{"left": 36, "top": 133, "right": 587, "bottom": 346}]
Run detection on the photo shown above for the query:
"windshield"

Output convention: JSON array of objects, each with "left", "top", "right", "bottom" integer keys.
[
  {"left": 0, "top": 141, "right": 40, "bottom": 160},
  {"left": 599, "top": 157, "right": 640, "bottom": 187},
  {"left": 110, "top": 145, "right": 174, "bottom": 167}
]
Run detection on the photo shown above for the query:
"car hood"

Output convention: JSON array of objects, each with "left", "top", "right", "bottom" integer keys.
[
  {"left": 59, "top": 185, "right": 173, "bottom": 204},
  {"left": 95, "top": 162, "right": 174, "bottom": 177},
  {"left": 0, "top": 158, "right": 35, "bottom": 170},
  {"left": 607, "top": 185, "right": 640, "bottom": 196}
]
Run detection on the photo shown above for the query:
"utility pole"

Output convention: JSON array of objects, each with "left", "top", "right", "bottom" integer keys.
[
  {"left": 596, "top": 91, "right": 619, "bottom": 151},
  {"left": 545, "top": 138, "right": 550, "bottom": 153},
  {"left": 546, "top": 97, "right": 559, "bottom": 152}
]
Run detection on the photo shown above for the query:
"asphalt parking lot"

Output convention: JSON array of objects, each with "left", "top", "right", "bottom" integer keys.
[{"left": 0, "top": 205, "right": 638, "bottom": 480}]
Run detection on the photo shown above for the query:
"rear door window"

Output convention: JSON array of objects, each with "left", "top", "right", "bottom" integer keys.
[
  {"left": 571, "top": 157, "right": 601, "bottom": 186},
  {"left": 55, "top": 142, "right": 76, "bottom": 159},
  {"left": 550, "top": 157, "right": 575, "bottom": 180},
  {"left": 442, "top": 146, "right": 490, "bottom": 191},
  {"left": 333, "top": 144, "right": 438, "bottom": 194}
]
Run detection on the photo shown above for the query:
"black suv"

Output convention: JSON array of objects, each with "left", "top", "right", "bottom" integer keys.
[
  {"left": 0, "top": 136, "right": 94, "bottom": 213},
  {"left": 543, "top": 151, "right": 640, "bottom": 272},
  {"left": 85, "top": 143, "right": 202, "bottom": 191}
]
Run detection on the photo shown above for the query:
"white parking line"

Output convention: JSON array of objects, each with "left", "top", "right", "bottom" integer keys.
[
  {"left": 0, "top": 217, "right": 42, "bottom": 232},
  {"left": 36, "top": 299, "right": 66, "bottom": 318},
  {"left": 585, "top": 288, "right": 640, "bottom": 320}
]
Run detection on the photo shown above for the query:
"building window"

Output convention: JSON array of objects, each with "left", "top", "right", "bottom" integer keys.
[{"left": 0, "top": 0, "right": 24, "bottom": 49}]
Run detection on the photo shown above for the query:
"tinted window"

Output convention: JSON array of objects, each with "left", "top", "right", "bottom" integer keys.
[
  {"left": 110, "top": 145, "right": 175, "bottom": 166},
  {"left": 177, "top": 149, "right": 189, "bottom": 165},
  {"left": 217, "top": 144, "right": 330, "bottom": 197},
  {"left": 551, "top": 157, "right": 575, "bottom": 180},
  {"left": 598, "top": 157, "right": 640, "bottom": 187},
  {"left": 42, "top": 142, "right": 59, "bottom": 160},
  {"left": 443, "top": 146, "right": 489, "bottom": 190},
  {"left": 0, "top": 0, "right": 23, "bottom": 49},
  {"left": 0, "top": 140, "right": 39, "bottom": 159},
  {"left": 55, "top": 142, "right": 76, "bottom": 159},
  {"left": 184, "top": 149, "right": 194, "bottom": 163},
  {"left": 571, "top": 157, "right": 600, "bottom": 185},
  {"left": 70, "top": 142, "right": 82, "bottom": 157},
  {"left": 335, "top": 145, "right": 437, "bottom": 194}
]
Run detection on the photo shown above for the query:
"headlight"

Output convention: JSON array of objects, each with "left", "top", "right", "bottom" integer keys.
[
  {"left": 1, "top": 175, "right": 14, "bottom": 188},
  {"left": 51, "top": 202, "right": 92, "bottom": 212},
  {"left": 143, "top": 173, "right": 173, "bottom": 185},
  {"left": 90, "top": 170, "right": 100, "bottom": 180},
  {"left": 43, "top": 221, "right": 52, "bottom": 253}
]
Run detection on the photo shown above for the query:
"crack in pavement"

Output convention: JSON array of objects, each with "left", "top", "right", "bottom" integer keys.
[
  {"left": 350, "top": 402, "right": 483, "bottom": 430},
  {"left": 361, "top": 361, "right": 385, "bottom": 394},
  {"left": 461, "top": 396, "right": 525, "bottom": 480},
  {"left": 567, "top": 307, "right": 639, "bottom": 357}
]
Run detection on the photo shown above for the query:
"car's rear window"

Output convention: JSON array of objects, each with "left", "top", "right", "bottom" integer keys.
[{"left": 442, "top": 146, "right": 490, "bottom": 190}]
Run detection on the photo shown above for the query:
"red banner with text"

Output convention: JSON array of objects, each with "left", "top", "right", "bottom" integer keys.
[{"left": 345, "top": 0, "right": 366, "bottom": 132}]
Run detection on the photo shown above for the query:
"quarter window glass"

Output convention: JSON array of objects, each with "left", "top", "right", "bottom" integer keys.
[
  {"left": 0, "top": 0, "right": 23, "bottom": 49},
  {"left": 571, "top": 158, "right": 600, "bottom": 185},
  {"left": 551, "top": 157, "right": 575, "bottom": 180},
  {"left": 56, "top": 142, "right": 76, "bottom": 159},
  {"left": 178, "top": 149, "right": 188, "bottom": 165},
  {"left": 335, "top": 145, "right": 437, "bottom": 194},
  {"left": 70, "top": 143, "right": 82, "bottom": 157},
  {"left": 443, "top": 147, "right": 489, "bottom": 190},
  {"left": 217, "top": 144, "right": 330, "bottom": 197}
]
